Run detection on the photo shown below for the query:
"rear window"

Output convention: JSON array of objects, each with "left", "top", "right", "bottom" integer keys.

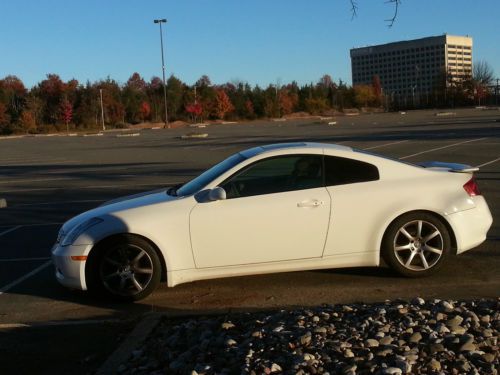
[{"left": 325, "top": 155, "right": 379, "bottom": 186}]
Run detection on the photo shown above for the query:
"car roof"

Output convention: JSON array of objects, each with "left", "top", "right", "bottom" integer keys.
[{"left": 240, "top": 142, "right": 353, "bottom": 158}]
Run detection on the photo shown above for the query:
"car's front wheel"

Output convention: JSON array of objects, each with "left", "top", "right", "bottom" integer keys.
[
  {"left": 87, "top": 235, "right": 161, "bottom": 301},
  {"left": 382, "top": 212, "right": 451, "bottom": 277}
]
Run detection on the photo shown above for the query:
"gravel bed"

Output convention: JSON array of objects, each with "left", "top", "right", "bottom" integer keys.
[{"left": 119, "top": 298, "right": 499, "bottom": 374}]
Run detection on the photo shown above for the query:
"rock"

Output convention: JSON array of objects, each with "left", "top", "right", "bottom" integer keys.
[
  {"left": 344, "top": 349, "right": 354, "bottom": 358},
  {"left": 412, "top": 297, "right": 425, "bottom": 305},
  {"left": 395, "top": 360, "right": 412, "bottom": 374},
  {"left": 312, "top": 316, "right": 320, "bottom": 322},
  {"left": 379, "top": 336, "right": 393, "bottom": 345},
  {"left": 376, "top": 348, "right": 393, "bottom": 357},
  {"left": 435, "top": 323, "right": 450, "bottom": 334},
  {"left": 428, "top": 358, "right": 441, "bottom": 371},
  {"left": 451, "top": 326, "right": 467, "bottom": 335},
  {"left": 342, "top": 365, "right": 357, "bottom": 374},
  {"left": 446, "top": 316, "right": 464, "bottom": 327},
  {"left": 270, "top": 363, "right": 282, "bottom": 373},
  {"left": 117, "top": 364, "right": 127, "bottom": 373},
  {"left": 482, "top": 329, "right": 493, "bottom": 338},
  {"left": 409, "top": 332, "right": 422, "bottom": 344},
  {"left": 436, "top": 312, "right": 446, "bottom": 321},
  {"left": 441, "top": 301, "right": 454, "bottom": 312},
  {"left": 480, "top": 315, "right": 491, "bottom": 324},
  {"left": 221, "top": 322, "right": 235, "bottom": 329},
  {"left": 314, "top": 327, "right": 327, "bottom": 334},
  {"left": 384, "top": 367, "right": 402, "bottom": 375},
  {"left": 225, "top": 338, "right": 237, "bottom": 346},
  {"left": 459, "top": 342, "right": 476, "bottom": 352},
  {"left": 482, "top": 353, "right": 495, "bottom": 363},
  {"left": 303, "top": 353, "right": 315, "bottom": 361},
  {"left": 300, "top": 333, "right": 312, "bottom": 346},
  {"left": 365, "top": 338, "right": 379, "bottom": 348},
  {"left": 429, "top": 343, "right": 445, "bottom": 354},
  {"left": 454, "top": 360, "right": 471, "bottom": 372}
]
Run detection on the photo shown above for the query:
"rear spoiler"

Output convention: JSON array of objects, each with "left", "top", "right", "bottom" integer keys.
[{"left": 417, "top": 161, "right": 479, "bottom": 173}]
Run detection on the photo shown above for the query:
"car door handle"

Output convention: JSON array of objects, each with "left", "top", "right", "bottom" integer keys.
[{"left": 297, "top": 200, "right": 323, "bottom": 208}]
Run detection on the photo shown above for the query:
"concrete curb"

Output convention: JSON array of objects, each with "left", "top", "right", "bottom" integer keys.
[{"left": 96, "top": 313, "right": 163, "bottom": 375}]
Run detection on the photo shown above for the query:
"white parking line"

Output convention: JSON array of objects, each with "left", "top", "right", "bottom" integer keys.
[
  {"left": 0, "top": 257, "right": 51, "bottom": 262},
  {"left": 476, "top": 157, "right": 500, "bottom": 168},
  {"left": 0, "top": 260, "right": 52, "bottom": 296},
  {"left": 400, "top": 138, "right": 486, "bottom": 160},
  {"left": 0, "top": 226, "right": 21, "bottom": 237},
  {"left": 363, "top": 140, "right": 409, "bottom": 150}
]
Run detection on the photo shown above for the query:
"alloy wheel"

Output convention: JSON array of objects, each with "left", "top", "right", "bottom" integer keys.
[
  {"left": 99, "top": 244, "right": 154, "bottom": 296},
  {"left": 393, "top": 220, "right": 444, "bottom": 271}
]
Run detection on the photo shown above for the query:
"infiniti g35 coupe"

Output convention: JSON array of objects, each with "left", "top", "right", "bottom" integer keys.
[{"left": 52, "top": 143, "right": 492, "bottom": 301}]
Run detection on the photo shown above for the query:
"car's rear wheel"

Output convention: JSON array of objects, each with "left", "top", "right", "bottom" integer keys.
[
  {"left": 87, "top": 235, "right": 161, "bottom": 301},
  {"left": 382, "top": 212, "right": 451, "bottom": 277}
]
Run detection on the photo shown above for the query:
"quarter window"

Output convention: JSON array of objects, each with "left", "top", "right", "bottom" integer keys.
[{"left": 325, "top": 156, "right": 379, "bottom": 186}]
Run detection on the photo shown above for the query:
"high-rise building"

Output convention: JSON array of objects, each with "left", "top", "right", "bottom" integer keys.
[{"left": 350, "top": 34, "right": 473, "bottom": 101}]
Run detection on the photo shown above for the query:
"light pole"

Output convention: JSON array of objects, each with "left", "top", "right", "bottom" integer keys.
[{"left": 154, "top": 18, "right": 169, "bottom": 128}]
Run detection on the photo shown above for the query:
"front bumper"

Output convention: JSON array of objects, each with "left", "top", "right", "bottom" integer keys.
[
  {"left": 446, "top": 196, "right": 493, "bottom": 254},
  {"left": 51, "top": 243, "right": 93, "bottom": 290}
]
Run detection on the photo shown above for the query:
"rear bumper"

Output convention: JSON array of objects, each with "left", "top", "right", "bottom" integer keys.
[
  {"left": 447, "top": 196, "right": 493, "bottom": 254},
  {"left": 51, "top": 243, "right": 92, "bottom": 290}
]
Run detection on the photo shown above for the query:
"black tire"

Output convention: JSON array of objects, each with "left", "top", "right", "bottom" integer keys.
[
  {"left": 86, "top": 234, "right": 162, "bottom": 302},
  {"left": 382, "top": 212, "right": 451, "bottom": 277}
]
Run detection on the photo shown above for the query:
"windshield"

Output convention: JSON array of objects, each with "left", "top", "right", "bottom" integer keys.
[{"left": 176, "top": 153, "right": 246, "bottom": 196}]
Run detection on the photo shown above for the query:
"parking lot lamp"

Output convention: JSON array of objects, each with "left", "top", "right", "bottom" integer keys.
[{"left": 153, "top": 19, "right": 169, "bottom": 128}]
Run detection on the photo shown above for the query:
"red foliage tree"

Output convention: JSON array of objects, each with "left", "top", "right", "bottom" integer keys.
[
  {"left": 60, "top": 100, "right": 73, "bottom": 131},
  {"left": 185, "top": 102, "right": 203, "bottom": 117},
  {"left": 140, "top": 101, "right": 151, "bottom": 121}
]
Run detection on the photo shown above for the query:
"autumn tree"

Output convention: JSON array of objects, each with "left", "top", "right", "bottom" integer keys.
[
  {"left": 35, "top": 74, "right": 66, "bottom": 125},
  {"left": 354, "top": 84, "right": 376, "bottom": 107},
  {"left": 0, "top": 75, "right": 28, "bottom": 123},
  {"left": 372, "top": 74, "right": 382, "bottom": 106},
  {"left": 212, "top": 89, "right": 234, "bottom": 119},
  {"left": 0, "top": 102, "right": 10, "bottom": 134},
  {"left": 140, "top": 101, "right": 151, "bottom": 121},
  {"left": 60, "top": 100, "right": 73, "bottom": 132},
  {"left": 123, "top": 72, "right": 147, "bottom": 123},
  {"left": 102, "top": 78, "right": 125, "bottom": 125},
  {"left": 19, "top": 110, "right": 36, "bottom": 133}
]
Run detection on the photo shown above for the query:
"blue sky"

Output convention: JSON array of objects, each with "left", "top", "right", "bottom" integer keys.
[{"left": 1, "top": 0, "right": 498, "bottom": 88}]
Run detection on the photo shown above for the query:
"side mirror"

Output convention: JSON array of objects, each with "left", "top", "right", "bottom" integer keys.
[{"left": 208, "top": 187, "right": 226, "bottom": 201}]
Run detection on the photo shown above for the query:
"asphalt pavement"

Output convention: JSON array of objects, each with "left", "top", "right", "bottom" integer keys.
[{"left": 0, "top": 108, "right": 499, "bottom": 373}]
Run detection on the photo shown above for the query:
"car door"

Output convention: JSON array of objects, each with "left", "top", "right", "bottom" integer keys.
[{"left": 189, "top": 154, "right": 331, "bottom": 268}]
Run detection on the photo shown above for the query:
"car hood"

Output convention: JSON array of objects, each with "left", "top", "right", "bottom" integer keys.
[{"left": 61, "top": 189, "right": 176, "bottom": 233}]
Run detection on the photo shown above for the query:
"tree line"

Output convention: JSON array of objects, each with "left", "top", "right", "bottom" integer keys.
[{"left": 0, "top": 66, "right": 495, "bottom": 135}]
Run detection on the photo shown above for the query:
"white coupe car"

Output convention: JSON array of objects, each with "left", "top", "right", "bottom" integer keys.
[{"left": 52, "top": 143, "right": 492, "bottom": 301}]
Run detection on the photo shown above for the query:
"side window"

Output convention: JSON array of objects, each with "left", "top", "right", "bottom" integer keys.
[
  {"left": 325, "top": 155, "right": 379, "bottom": 186},
  {"left": 221, "top": 155, "right": 323, "bottom": 199}
]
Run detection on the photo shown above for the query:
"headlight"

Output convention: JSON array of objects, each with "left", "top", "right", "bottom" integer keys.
[{"left": 61, "top": 217, "right": 103, "bottom": 246}]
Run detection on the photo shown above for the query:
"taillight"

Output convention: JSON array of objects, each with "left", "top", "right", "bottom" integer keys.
[{"left": 463, "top": 177, "right": 481, "bottom": 196}]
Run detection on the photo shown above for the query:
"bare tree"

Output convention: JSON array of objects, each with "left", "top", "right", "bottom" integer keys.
[
  {"left": 349, "top": 0, "right": 401, "bottom": 27},
  {"left": 473, "top": 60, "right": 494, "bottom": 86}
]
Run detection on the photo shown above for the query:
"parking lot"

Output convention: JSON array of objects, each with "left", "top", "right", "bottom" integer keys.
[{"left": 0, "top": 108, "right": 499, "bottom": 326}]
